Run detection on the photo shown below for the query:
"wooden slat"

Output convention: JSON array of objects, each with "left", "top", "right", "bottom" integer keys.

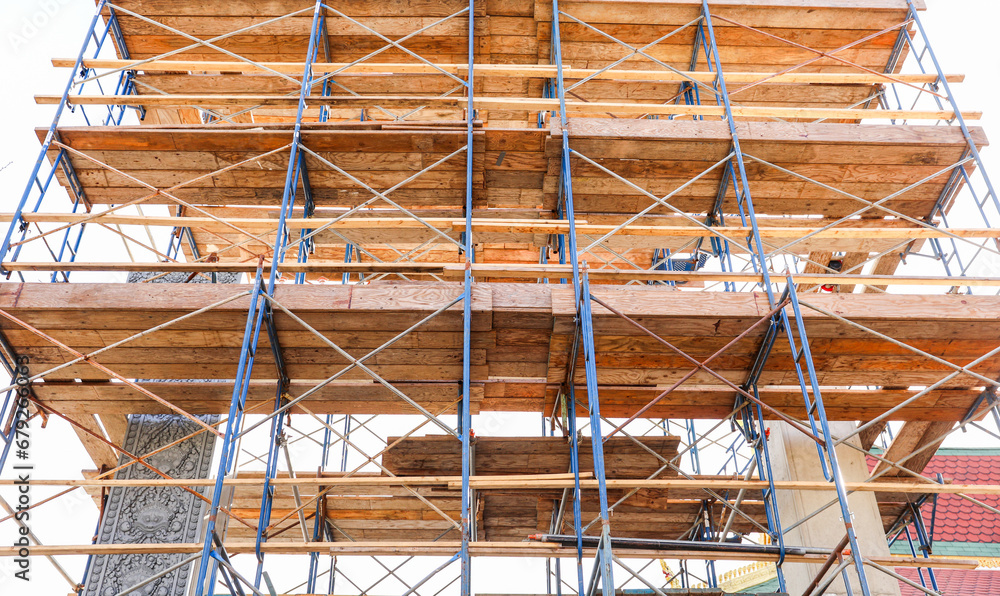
[
  {"left": 43, "top": 95, "right": 980, "bottom": 121},
  {"left": 4, "top": 282, "right": 999, "bottom": 422},
  {"left": 382, "top": 435, "right": 680, "bottom": 478},
  {"left": 0, "top": 541, "right": 975, "bottom": 569},
  {"left": 6, "top": 262, "right": 1000, "bottom": 287},
  {"left": 57, "top": 58, "right": 964, "bottom": 84}
]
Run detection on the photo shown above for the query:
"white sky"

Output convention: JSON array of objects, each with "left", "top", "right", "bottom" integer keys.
[{"left": 0, "top": 0, "right": 999, "bottom": 594}]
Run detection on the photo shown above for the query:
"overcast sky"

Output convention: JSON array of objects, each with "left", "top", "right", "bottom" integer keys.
[{"left": 0, "top": 0, "right": 998, "bottom": 594}]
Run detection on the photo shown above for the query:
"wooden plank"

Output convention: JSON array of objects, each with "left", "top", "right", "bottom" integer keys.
[
  {"left": 66, "top": 412, "right": 119, "bottom": 471},
  {"left": 11, "top": 210, "right": 995, "bottom": 255},
  {"left": 58, "top": 59, "right": 963, "bottom": 84},
  {"left": 5, "top": 283, "right": 997, "bottom": 421},
  {"left": 4, "top": 475, "right": 996, "bottom": 497},
  {"left": 6, "top": 262, "right": 1000, "bottom": 287},
  {"left": 12, "top": 212, "right": 1000, "bottom": 241},
  {"left": 872, "top": 420, "right": 956, "bottom": 477},
  {"left": 0, "top": 541, "right": 976, "bottom": 568},
  {"left": 43, "top": 95, "right": 981, "bottom": 121}
]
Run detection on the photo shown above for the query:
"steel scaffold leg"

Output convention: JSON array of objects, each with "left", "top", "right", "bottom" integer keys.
[
  {"left": 0, "top": 0, "right": 109, "bottom": 272},
  {"left": 698, "top": 1, "right": 874, "bottom": 591},
  {"left": 194, "top": 2, "right": 325, "bottom": 593},
  {"left": 460, "top": 2, "right": 476, "bottom": 594},
  {"left": 551, "top": 0, "right": 616, "bottom": 591},
  {"left": 578, "top": 271, "right": 616, "bottom": 594},
  {"left": 783, "top": 275, "right": 873, "bottom": 595}
]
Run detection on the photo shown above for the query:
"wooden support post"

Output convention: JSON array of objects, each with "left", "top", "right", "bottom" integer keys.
[
  {"left": 99, "top": 413, "right": 129, "bottom": 457},
  {"left": 69, "top": 412, "right": 119, "bottom": 471},
  {"left": 872, "top": 420, "right": 955, "bottom": 477}
]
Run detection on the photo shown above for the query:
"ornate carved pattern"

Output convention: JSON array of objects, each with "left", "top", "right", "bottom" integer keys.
[{"left": 83, "top": 414, "right": 219, "bottom": 596}]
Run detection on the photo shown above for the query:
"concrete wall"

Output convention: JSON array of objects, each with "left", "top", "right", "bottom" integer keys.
[{"left": 769, "top": 421, "right": 901, "bottom": 596}]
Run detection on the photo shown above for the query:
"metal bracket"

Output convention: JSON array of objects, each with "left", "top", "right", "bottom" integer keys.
[
  {"left": 263, "top": 301, "right": 290, "bottom": 393},
  {"left": 54, "top": 134, "right": 90, "bottom": 211}
]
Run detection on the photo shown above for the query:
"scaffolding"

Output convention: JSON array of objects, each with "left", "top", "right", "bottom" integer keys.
[{"left": 2, "top": 1, "right": 1000, "bottom": 595}]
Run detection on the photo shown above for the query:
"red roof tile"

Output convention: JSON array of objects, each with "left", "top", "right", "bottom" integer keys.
[
  {"left": 895, "top": 568, "right": 1000, "bottom": 596},
  {"left": 869, "top": 454, "right": 1000, "bottom": 543}
]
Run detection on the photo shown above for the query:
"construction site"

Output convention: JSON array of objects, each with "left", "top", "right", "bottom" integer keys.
[{"left": 2, "top": 0, "right": 1000, "bottom": 595}]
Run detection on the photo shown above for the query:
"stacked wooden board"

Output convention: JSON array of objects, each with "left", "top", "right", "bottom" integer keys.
[
  {"left": 150, "top": 436, "right": 764, "bottom": 544},
  {"left": 72, "top": 435, "right": 934, "bottom": 543},
  {"left": 39, "top": 118, "right": 985, "bottom": 280},
  {"left": 95, "top": 0, "right": 921, "bottom": 124},
  {"left": 7, "top": 282, "right": 996, "bottom": 424},
  {"left": 46, "top": 119, "right": 981, "bottom": 218}
]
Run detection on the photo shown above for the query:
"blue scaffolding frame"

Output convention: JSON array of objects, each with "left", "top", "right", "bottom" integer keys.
[{"left": 3, "top": 2, "right": 1000, "bottom": 596}]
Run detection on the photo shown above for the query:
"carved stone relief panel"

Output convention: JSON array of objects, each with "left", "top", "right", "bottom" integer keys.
[{"left": 83, "top": 414, "right": 219, "bottom": 596}]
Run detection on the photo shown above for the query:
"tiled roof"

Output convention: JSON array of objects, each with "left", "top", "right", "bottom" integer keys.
[
  {"left": 869, "top": 451, "right": 1000, "bottom": 543},
  {"left": 890, "top": 540, "right": 1000, "bottom": 558},
  {"left": 895, "top": 568, "right": 1000, "bottom": 596}
]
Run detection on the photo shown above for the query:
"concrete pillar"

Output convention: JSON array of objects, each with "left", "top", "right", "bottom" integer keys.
[{"left": 769, "top": 421, "right": 901, "bottom": 596}]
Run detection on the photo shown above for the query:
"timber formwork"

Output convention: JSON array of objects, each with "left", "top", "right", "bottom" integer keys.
[{"left": 2, "top": 1, "right": 1000, "bottom": 596}]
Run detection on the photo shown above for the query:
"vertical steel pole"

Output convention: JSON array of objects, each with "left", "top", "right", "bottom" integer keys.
[
  {"left": 194, "top": 263, "right": 266, "bottom": 595},
  {"left": 699, "top": 0, "right": 778, "bottom": 306},
  {"left": 0, "top": 0, "right": 108, "bottom": 268},
  {"left": 460, "top": 2, "right": 476, "bottom": 594},
  {"left": 700, "top": 5, "right": 871, "bottom": 592},
  {"left": 578, "top": 271, "right": 615, "bottom": 593},
  {"left": 550, "top": 0, "right": 616, "bottom": 591},
  {"left": 194, "top": 3, "right": 325, "bottom": 593},
  {"left": 905, "top": 0, "right": 999, "bottom": 216},
  {"left": 784, "top": 275, "right": 872, "bottom": 595},
  {"left": 745, "top": 396, "right": 788, "bottom": 592}
]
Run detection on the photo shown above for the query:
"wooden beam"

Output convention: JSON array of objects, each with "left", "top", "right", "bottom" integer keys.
[
  {"left": 53, "top": 59, "right": 966, "bottom": 85},
  {"left": 38, "top": 95, "right": 981, "bottom": 121},
  {"left": 0, "top": 473, "right": 581, "bottom": 488},
  {"left": 4, "top": 261, "right": 999, "bottom": 287},
  {"left": 457, "top": 479, "right": 999, "bottom": 495},
  {"left": 67, "top": 412, "right": 118, "bottom": 471},
  {"left": 98, "top": 413, "right": 129, "bottom": 456},
  {"left": 3, "top": 475, "right": 996, "bottom": 496},
  {"left": 1, "top": 262, "right": 446, "bottom": 274},
  {"left": 873, "top": 420, "right": 956, "bottom": 477},
  {"left": 859, "top": 420, "right": 888, "bottom": 451},
  {"left": 8, "top": 212, "right": 1000, "bottom": 242},
  {"left": 863, "top": 252, "right": 906, "bottom": 293},
  {"left": 0, "top": 541, "right": 976, "bottom": 568}
]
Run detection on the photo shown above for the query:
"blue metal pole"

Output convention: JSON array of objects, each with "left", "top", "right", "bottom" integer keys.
[
  {"left": 8, "top": 150, "right": 67, "bottom": 278},
  {"left": 906, "top": 0, "right": 1000, "bottom": 217},
  {"left": 194, "top": 263, "right": 266, "bottom": 595},
  {"left": 686, "top": 419, "right": 701, "bottom": 474},
  {"left": 578, "top": 271, "right": 615, "bottom": 593},
  {"left": 460, "top": 2, "right": 476, "bottom": 593},
  {"left": 253, "top": 386, "right": 289, "bottom": 586},
  {"left": 742, "top": 395, "right": 787, "bottom": 592},
  {"left": 909, "top": 503, "right": 939, "bottom": 592},
  {"left": 0, "top": 0, "right": 108, "bottom": 270},
  {"left": 550, "top": 0, "right": 614, "bottom": 589},
  {"left": 194, "top": 2, "right": 325, "bottom": 592},
  {"left": 294, "top": 152, "right": 316, "bottom": 285},
  {"left": 784, "top": 275, "right": 872, "bottom": 595},
  {"left": 699, "top": 0, "right": 777, "bottom": 306}
]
